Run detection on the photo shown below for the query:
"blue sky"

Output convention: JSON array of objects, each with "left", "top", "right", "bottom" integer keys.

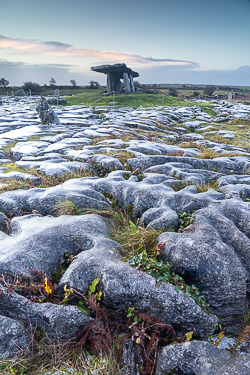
[{"left": 0, "top": 0, "right": 250, "bottom": 85}]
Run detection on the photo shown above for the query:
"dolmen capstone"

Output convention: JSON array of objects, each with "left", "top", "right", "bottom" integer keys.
[
  {"left": 91, "top": 63, "right": 139, "bottom": 94},
  {"left": 36, "top": 96, "right": 61, "bottom": 125}
]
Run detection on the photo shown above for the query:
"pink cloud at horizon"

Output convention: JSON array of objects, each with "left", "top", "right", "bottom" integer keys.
[{"left": 0, "top": 35, "right": 199, "bottom": 69}]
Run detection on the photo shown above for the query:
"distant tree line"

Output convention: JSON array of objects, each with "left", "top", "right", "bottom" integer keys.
[
  {"left": 1, "top": 78, "right": 218, "bottom": 97},
  {"left": 15, "top": 78, "right": 102, "bottom": 94}
]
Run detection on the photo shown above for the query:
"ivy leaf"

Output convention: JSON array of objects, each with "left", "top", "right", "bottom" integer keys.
[
  {"left": 96, "top": 291, "right": 102, "bottom": 301},
  {"left": 175, "top": 285, "right": 182, "bottom": 293},
  {"left": 185, "top": 331, "right": 193, "bottom": 342},
  {"left": 88, "top": 276, "right": 101, "bottom": 297}
]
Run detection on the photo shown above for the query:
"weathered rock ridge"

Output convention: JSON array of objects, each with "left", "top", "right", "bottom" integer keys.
[{"left": 0, "top": 96, "right": 250, "bottom": 371}]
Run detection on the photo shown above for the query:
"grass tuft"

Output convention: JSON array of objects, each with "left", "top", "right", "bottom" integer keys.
[
  {"left": 196, "top": 181, "right": 219, "bottom": 192},
  {"left": 0, "top": 168, "right": 94, "bottom": 194},
  {"left": 113, "top": 220, "right": 161, "bottom": 258},
  {"left": 0, "top": 338, "right": 123, "bottom": 375},
  {"left": 197, "top": 147, "right": 220, "bottom": 159},
  {"left": 26, "top": 136, "right": 41, "bottom": 141},
  {"left": 1, "top": 141, "right": 17, "bottom": 159},
  {"left": 52, "top": 200, "right": 82, "bottom": 216}
]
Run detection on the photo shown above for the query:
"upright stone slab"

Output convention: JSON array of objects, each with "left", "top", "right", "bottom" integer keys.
[
  {"left": 114, "top": 75, "right": 122, "bottom": 93},
  {"left": 123, "top": 72, "right": 131, "bottom": 93},
  {"left": 130, "top": 74, "right": 135, "bottom": 92},
  {"left": 107, "top": 72, "right": 113, "bottom": 93}
]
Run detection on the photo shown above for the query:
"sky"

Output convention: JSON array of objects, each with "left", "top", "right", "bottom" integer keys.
[{"left": 0, "top": 0, "right": 250, "bottom": 86}]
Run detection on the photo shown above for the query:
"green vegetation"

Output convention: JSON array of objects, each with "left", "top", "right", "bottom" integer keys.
[
  {"left": 0, "top": 192, "right": 209, "bottom": 374},
  {"left": 197, "top": 103, "right": 217, "bottom": 117},
  {"left": 169, "top": 88, "right": 178, "bottom": 97},
  {"left": 22, "top": 81, "right": 43, "bottom": 93},
  {"left": 104, "top": 204, "right": 207, "bottom": 311},
  {"left": 93, "top": 150, "right": 134, "bottom": 169},
  {"left": 0, "top": 343, "right": 123, "bottom": 375},
  {"left": 196, "top": 146, "right": 220, "bottom": 159},
  {"left": 1, "top": 141, "right": 17, "bottom": 159},
  {"left": 203, "top": 86, "right": 216, "bottom": 96},
  {"left": 1, "top": 265, "right": 184, "bottom": 375},
  {"left": 113, "top": 220, "right": 161, "bottom": 258},
  {"left": 196, "top": 181, "right": 219, "bottom": 192},
  {"left": 64, "top": 90, "right": 190, "bottom": 108},
  {"left": 177, "top": 211, "right": 196, "bottom": 231},
  {"left": 0, "top": 166, "right": 94, "bottom": 194},
  {"left": 52, "top": 200, "right": 82, "bottom": 216},
  {"left": 111, "top": 207, "right": 207, "bottom": 311},
  {"left": 193, "top": 91, "right": 200, "bottom": 97},
  {"left": 204, "top": 121, "right": 250, "bottom": 147},
  {"left": 2, "top": 162, "right": 24, "bottom": 173},
  {"left": 127, "top": 250, "right": 207, "bottom": 311},
  {"left": 180, "top": 140, "right": 246, "bottom": 158},
  {"left": 169, "top": 181, "right": 219, "bottom": 193},
  {"left": 171, "top": 181, "right": 191, "bottom": 191},
  {"left": 26, "top": 135, "right": 42, "bottom": 141}
]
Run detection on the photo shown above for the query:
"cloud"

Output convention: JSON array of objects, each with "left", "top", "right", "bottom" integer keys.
[
  {"left": 0, "top": 59, "right": 74, "bottom": 69},
  {"left": 0, "top": 59, "right": 83, "bottom": 86},
  {"left": 0, "top": 36, "right": 249, "bottom": 86},
  {"left": 1, "top": 57, "right": 249, "bottom": 86},
  {"left": 0, "top": 35, "right": 198, "bottom": 69},
  {"left": 139, "top": 64, "right": 250, "bottom": 85}
]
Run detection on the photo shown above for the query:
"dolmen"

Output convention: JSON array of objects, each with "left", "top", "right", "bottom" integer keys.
[{"left": 91, "top": 63, "right": 139, "bottom": 94}]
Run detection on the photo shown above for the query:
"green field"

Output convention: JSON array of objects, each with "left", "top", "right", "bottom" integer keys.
[{"left": 63, "top": 90, "right": 191, "bottom": 108}]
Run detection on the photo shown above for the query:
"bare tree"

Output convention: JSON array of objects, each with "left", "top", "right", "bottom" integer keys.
[
  {"left": 49, "top": 77, "right": 56, "bottom": 87},
  {"left": 169, "top": 88, "right": 178, "bottom": 97},
  {"left": 0, "top": 78, "right": 9, "bottom": 89},
  {"left": 203, "top": 86, "right": 216, "bottom": 96},
  {"left": 89, "top": 80, "right": 100, "bottom": 89},
  {"left": 70, "top": 79, "right": 77, "bottom": 87}
]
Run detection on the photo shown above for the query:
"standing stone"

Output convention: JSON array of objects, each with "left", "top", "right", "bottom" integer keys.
[
  {"left": 36, "top": 96, "right": 61, "bottom": 125},
  {"left": 130, "top": 74, "right": 135, "bottom": 92},
  {"left": 123, "top": 72, "right": 131, "bottom": 93},
  {"left": 113, "top": 75, "right": 121, "bottom": 93},
  {"left": 107, "top": 72, "right": 113, "bottom": 94}
]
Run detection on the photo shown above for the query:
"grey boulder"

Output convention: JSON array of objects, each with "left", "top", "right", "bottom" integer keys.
[
  {"left": 0, "top": 214, "right": 110, "bottom": 276},
  {"left": 155, "top": 341, "right": 250, "bottom": 375},
  {"left": 36, "top": 96, "right": 61, "bottom": 125},
  {"left": 0, "top": 212, "right": 8, "bottom": 232},
  {"left": 0, "top": 178, "right": 110, "bottom": 215},
  {"left": 0, "top": 171, "right": 41, "bottom": 184},
  {"left": 218, "top": 174, "right": 250, "bottom": 188},
  {"left": 59, "top": 238, "right": 217, "bottom": 338},
  {"left": 158, "top": 198, "right": 250, "bottom": 331},
  {"left": 12, "top": 141, "right": 50, "bottom": 160},
  {"left": 0, "top": 284, "right": 91, "bottom": 342},
  {"left": 0, "top": 316, "right": 29, "bottom": 359}
]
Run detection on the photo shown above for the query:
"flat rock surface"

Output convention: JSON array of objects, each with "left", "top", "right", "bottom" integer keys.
[{"left": 1, "top": 96, "right": 250, "bottom": 364}]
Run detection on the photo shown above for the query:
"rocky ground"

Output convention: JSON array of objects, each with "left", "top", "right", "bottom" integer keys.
[{"left": 1, "top": 95, "right": 250, "bottom": 374}]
